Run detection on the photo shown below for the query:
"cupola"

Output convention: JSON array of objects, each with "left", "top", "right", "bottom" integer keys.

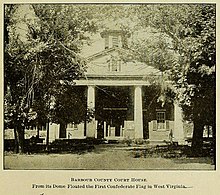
[{"left": 100, "top": 25, "right": 131, "bottom": 49}]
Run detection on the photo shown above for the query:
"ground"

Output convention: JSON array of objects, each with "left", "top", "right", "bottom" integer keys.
[{"left": 4, "top": 144, "right": 214, "bottom": 170}]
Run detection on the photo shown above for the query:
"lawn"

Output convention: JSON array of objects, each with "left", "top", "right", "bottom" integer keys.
[{"left": 4, "top": 144, "right": 214, "bottom": 170}]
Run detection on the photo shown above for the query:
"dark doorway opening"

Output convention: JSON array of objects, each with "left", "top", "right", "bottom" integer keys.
[{"left": 95, "top": 86, "right": 130, "bottom": 137}]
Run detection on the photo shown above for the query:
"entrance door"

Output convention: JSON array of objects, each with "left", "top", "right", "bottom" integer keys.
[
  {"left": 97, "top": 121, "right": 104, "bottom": 139},
  {"left": 115, "top": 124, "right": 121, "bottom": 136}
]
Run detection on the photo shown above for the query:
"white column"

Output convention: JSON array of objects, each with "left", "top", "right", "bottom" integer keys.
[
  {"left": 134, "top": 86, "right": 143, "bottom": 139},
  {"left": 87, "top": 85, "right": 96, "bottom": 138},
  {"left": 120, "top": 125, "right": 123, "bottom": 137},
  {"left": 49, "top": 123, "right": 60, "bottom": 143},
  {"left": 87, "top": 85, "right": 95, "bottom": 109},
  {"left": 95, "top": 121, "right": 98, "bottom": 138},
  {"left": 104, "top": 121, "right": 107, "bottom": 138},
  {"left": 108, "top": 125, "right": 111, "bottom": 136},
  {"left": 174, "top": 103, "right": 185, "bottom": 144}
]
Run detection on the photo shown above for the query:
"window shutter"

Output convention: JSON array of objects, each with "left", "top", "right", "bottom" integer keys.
[
  {"left": 166, "top": 120, "right": 169, "bottom": 130},
  {"left": 153, "top": 120, "right": 157, "bottom": 131}
]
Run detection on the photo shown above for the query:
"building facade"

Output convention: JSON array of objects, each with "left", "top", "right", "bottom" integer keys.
[{"left": 49, "top": 28, "right": 187, "bottom": 144}]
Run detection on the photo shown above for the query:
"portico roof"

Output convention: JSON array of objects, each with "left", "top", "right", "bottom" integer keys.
[{"left": 74, "top": 79, "right": 151, "bottom": 86}]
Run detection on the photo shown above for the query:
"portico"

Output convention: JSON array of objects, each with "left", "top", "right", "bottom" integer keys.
[
  {"left": 83, "top": 81, "right": 147, "bottom": 139},
  {"left": 64, "top": 78, "right": 184, "bottom": 144}
]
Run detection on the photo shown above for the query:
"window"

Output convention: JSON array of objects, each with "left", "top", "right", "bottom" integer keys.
[
  {"left": 67, "top": 123, "right": 73, "bottom": 128},
  {"left": 112, "top": 36, "right": 119, "bottom": 47},
  {"left": 105, "top": 37, "right": 109, "bottom": 49},
  {"left": 67, "top": 123, "right": 78, "bottom": 130},
  {"left": 112, "top": 59, "right": 118, "bottom": 71},
  {"left": 108, "top": 58, "right": 121, "bottom": 72},
  {"left": 156, "top": 112, "right": 165, "bottom": 129},
  {"left": 203, "top": 125, "right": 213, "bottom": 138},
  {"left": 41, "top": 124, "right": 47, "bottom": 131},
  {"left": 74, "top": 123, "right": 78, "bottom": 130}
]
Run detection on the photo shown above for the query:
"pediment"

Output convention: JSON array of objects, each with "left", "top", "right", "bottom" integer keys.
[
  {"left": 85, "top": 47, "right": 161, "bottom": 78},
  {"left": 86, "top": 47, "right": 128, "bottom": 61}
]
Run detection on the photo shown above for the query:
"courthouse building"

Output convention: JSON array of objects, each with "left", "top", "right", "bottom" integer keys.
[{"left": 49, "top": 27, "right": 188, "bottom": 144}]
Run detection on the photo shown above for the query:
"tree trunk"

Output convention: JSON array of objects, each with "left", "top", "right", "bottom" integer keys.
[
  {"left": 14, "top": 123, "right": 25, "bottom": 153},
  {"left": 212, "top": 123, "right": 216, "bottom": 167},
  {"left": 59, "top": 122, "right": 66, "bottom": 138},
  {"left": 46, "top": 121, "right": 50, "bottom": 151},
  {"left": 84, "top": 115, "right": 87, "bottom": 137},
  {"left": 37, "top": 125, "right": 40, "bottom": 138},
  {"left": 13, "top": 127, "right": 19, "bottom": 153},
  {"left": 191, "top": 120, "right": 204, "bottom": 155}
]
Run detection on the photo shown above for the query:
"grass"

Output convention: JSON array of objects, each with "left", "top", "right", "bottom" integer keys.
[{"left": 4, "top": 143, "right": 215, "bottom": 170}]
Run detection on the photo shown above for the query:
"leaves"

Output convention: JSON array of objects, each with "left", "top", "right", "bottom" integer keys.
[
  {"left": 4, "top": 4, "right": 99, "bottom": 129},
  {"left": 122, "top": 4, "right": 216, "bottom": 125},
  {"left": 4, "top": 4, "right": 216, "bottom": 134}
]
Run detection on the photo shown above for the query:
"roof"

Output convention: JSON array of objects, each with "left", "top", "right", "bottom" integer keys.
[{"left": 85, "top": 47, "right": 161, "bottom": 78}]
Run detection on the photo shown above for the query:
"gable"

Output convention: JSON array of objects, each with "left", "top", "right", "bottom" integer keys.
[{"left": 85, "top": 48, "right": 161, "bottom": 78}]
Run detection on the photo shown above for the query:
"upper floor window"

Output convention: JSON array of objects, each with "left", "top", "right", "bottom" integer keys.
[{"left": 108, "top": 58, "right": 121, "bottom": 72}]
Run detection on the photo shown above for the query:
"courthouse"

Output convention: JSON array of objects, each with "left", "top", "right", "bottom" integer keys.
[{"left": 49, "top": 27, "right": 187, "bottom": 144}]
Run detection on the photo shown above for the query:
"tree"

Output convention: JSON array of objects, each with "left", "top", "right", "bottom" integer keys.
[
  {"left": 5, "top": 4, "right": 215, "bottom": 156},
  {"left": 4, "top": 4, "right": 31, "bottom": 153},
  {"left": 51, "top": 85, "right": 87, "bottom": 138},
  {"left": 4, "top": 4, "right": 97, "bottom": 153},
  {"left": 135, "top": 4, "right": 216, "bottom": 154}
]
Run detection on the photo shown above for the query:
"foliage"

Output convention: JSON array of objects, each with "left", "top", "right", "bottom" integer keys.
[
  {"left": 4, "top": 4, "right": 98, "bottom": 152},
  {"left": 4, "top": 4, "right": 216, "bottom": 154},
  {"left": 135, "top": 4, "right": 216, "bottom": 153},
  {"left": 51, "top": 86, "right": 87, "bottom": 125},
  {"left": 99, "top": 4, "right": 216, "bottom": 153},
  {"left": 138, "top": 4, "right": 216, "bottom": 123}
]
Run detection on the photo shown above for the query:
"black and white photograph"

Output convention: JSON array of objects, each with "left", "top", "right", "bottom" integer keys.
[{"left": 3, "top": 3, "right": 216, "bottom": 172}]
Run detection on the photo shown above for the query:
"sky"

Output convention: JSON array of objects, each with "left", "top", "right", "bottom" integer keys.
[{"left": 9, "top": 4, "right": 173, "bottom": 60}]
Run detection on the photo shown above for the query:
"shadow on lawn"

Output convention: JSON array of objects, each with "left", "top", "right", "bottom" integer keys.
[
  {"left": 131, "top": 144, "right": 214, "bottom": 165},
  {"left": 4, "top": 138, "right": 99, "bottom": 155},
  {"left": 4, "top": 138, "right": 215, "bottom": 167}
]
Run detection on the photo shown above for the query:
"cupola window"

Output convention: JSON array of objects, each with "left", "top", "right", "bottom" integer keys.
[
  {"left": 105, "top": 37, "right": 109, "bottom": 49},
  {"left": 100, "top": 28, "right": 130, "bottom": 49},
  {"left": 112, "top": 36, "right": 119, "bottom": 47}
]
